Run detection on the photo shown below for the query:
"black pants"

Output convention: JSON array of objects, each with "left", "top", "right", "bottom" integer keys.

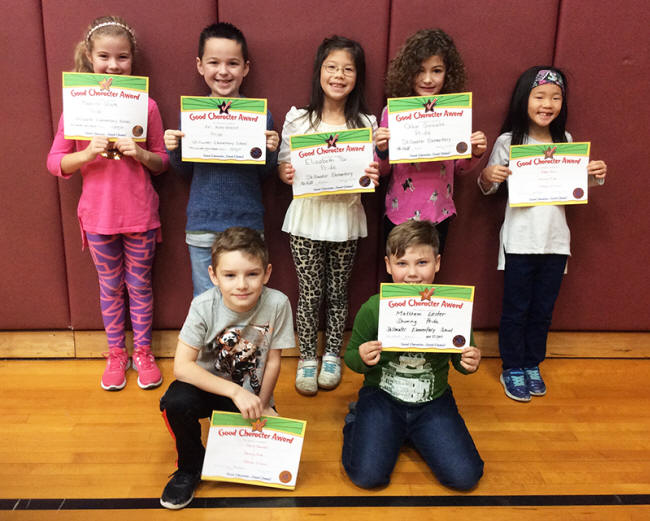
[{"left": 160, "top": 380, "right": 239, "bottom": 473}]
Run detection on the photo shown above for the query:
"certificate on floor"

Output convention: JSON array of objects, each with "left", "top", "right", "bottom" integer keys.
[{"left": 201, "top": 411, "right": 307, "bottom": 490}]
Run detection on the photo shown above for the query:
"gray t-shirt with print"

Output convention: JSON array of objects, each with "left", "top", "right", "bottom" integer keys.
[{"left": 179, "top": 286, "right": 295, "bottom": 396}]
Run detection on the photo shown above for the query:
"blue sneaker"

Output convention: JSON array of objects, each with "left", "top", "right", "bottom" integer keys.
[
  {"left": 500, "top": 369, "right": 531, "bottom": 402},
  {"left": 524, "top": 366, "right": 547, "bottom": 396}
]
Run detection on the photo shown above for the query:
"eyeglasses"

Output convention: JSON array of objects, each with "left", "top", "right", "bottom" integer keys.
[{"left": 322, "top": 63, "right": 356, "bottom": 77}]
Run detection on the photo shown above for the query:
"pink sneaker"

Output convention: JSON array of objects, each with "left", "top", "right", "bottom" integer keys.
[
  {"left": 132, "top": 346, "right": 163, "bottom": 389},
  {"left": 101, "top": 347, "right": 130, "bottom": 391}
]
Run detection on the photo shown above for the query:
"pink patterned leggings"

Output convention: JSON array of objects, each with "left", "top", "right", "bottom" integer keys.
[{"left": 86, "top": 230, "right": 157, "bottom": 350}]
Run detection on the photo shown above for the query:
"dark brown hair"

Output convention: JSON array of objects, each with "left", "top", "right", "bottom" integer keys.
[{"left": 385, "top": 29, "right": 465, "bottom": 98}]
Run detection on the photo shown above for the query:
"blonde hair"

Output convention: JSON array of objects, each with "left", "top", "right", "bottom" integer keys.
[{"left": 73, "top": 16, "right": 137, "bottom": 73}]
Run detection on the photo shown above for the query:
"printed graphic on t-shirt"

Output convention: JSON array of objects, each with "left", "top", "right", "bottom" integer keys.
[
  {"left": 379, "top": 354, "right": 435, "bottom": 403},
  {"left": 207, "top": 324, "right": 271, "bottom": 395}
]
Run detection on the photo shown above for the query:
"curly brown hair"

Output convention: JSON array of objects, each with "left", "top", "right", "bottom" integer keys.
[{"left": 385, "top": 29, "right": 466, "bottom": 98}]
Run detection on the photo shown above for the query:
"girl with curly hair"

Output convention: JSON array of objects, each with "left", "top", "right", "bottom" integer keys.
[{"left": 375, "top": 29, "right": 487, "bottom": 252}]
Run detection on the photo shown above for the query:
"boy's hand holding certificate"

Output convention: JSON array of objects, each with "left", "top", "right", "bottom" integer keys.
[
  {"left": 180, "top": 97, "right": 267, "bottom": 164},
  {"left": 290, "top": 128, "right": 374, "bottom": 198},
  {"left": 378, "top": 283, "right": 474, "bottom": 352},
  {"left": 387, "top": 93, "right": 472, "bottom": 163},
  {"left": 62, "top": 72, "right": 149, "bottom": 141},
  {"left": 201, "top": 411, "right": 306, "bottom": 490},
  {"left": 508, "top": 142, "right": 591, "bottom": 206}
]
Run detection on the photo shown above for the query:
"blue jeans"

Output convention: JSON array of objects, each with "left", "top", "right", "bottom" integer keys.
[
  {"left": 499, "top": 253, "right": 567, "bottom": 370},
  {"left": 342, "top": 386, "right": 483, "bottom": 490},
  {"left": 188, "top": 244, "right": 214, "bottom": 297}
]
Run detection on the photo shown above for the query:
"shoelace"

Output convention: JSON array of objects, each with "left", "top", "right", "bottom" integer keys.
[
  {"left": 104, "top": 349, "right": 127, "bottom": 370},
  {"left": 509, "top": 371, "right": 526, "bottom": 387},
  {"left": 133, "top": 349, "right": 154, "bottom": 370},
  {"left": 301, "top": 365, "right": 317, "bottom": 377},
  {"left": 526, "top": 368, "right": 542, "bottom": 381},
  {"left": 321, "top": 360, "right": 338, "bottom": 373}
]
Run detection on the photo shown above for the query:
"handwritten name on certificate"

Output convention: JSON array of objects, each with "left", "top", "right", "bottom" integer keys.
[
  {"left": 387, "top": 93, "right": 472, "bottom": 163},
  {"left": 290, "top": 128, "right": 374, "bottom": 198},
  {"left": 63, "top": 72, "right": 149, "bottom": 141},
  {"left": 508, "top": 142, "right": 590, "bottom": 207},
  {"left": 180, "top": 97, "right": 267, "bottom": 164},
  {"left": 378, "top": 283, "right": 474, "bottom": 353},
  {"left": 201, "top": 411, "right": 307, "bottom": 490}
]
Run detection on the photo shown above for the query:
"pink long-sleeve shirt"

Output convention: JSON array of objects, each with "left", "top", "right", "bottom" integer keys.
[
  {"left": 376, "top": 106, "right": 477, "bottom": 225},
  {"left": 47, "top": 98, "right": 168, "bottom": 247}
]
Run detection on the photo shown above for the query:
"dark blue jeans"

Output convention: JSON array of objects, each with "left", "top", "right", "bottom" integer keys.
[
  {"left": 499, "top": 253, "right": 567, "bottom": 370},
  {"left": 342, "top": 386, "right": 483, "bottom": 490}
]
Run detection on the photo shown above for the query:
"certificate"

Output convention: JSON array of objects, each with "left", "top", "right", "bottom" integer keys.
[
  {"left": 201, "top": 411, "right": 307, "bottom": 490},
  {"left": 62, "top": 72, "right": 148, "bottom": 141},
  {"left": 377, "top": 283, "right": 474, "bottom": 352},
  {"left": 180, "top": 97, "right": 267, "bottom": 164},
  {"left": 387, "top": 92, "right": 472, "bottom": 163},
  {"left": 290, "top": 128, "right": 374, "bottom": 198},
  {"left": 508, "top": 142, "right": 590, "bottom": 207}
]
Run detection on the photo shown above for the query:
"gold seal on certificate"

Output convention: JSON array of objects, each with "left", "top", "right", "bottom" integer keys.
[
  {"left": 378, "top": 283, "right": 474, "bottom": 353},
  {"left": 62, "top": 72, "right": 149, "bottom": 141},
  {"left": 180, "top": 97, "right": 267, "bottom": 164},
  {"left": 290, "top": 128, "right": 374, "bottom": 198},
  {"left": 508, "top": 142, "right": 591, "bottom": 207},
  {"left": 387, "top": 92, "right": 472, "bottom": 163},
  {"left": 201, "top": 411, "right": 307, "bottom": 490}
]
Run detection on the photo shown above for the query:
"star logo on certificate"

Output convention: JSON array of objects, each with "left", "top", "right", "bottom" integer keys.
[
  {"left": 325, "top": 134, "right": 339, "bottom": 148},
  {"left": 218, "top": 100, "right": 232, "bottom": 114},
  {"left": 419, "top": 287, "right": 435, "bottom": 300},
  {"left": 543, "top": 146, "right": 557, "bottom": 159},
  {"left": 99, "top": 77, "right": 113, "bottom": 91},
  {"left": 251, "top": 418, "right": 267, "bottom": 432},
  {"left": 423, "top": 98, "right": 437, "bottom": 112}
]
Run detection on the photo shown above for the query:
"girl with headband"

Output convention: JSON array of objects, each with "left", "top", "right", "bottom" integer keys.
[{"left": 478, "top": 66, "right": 607, "bottom": 402}]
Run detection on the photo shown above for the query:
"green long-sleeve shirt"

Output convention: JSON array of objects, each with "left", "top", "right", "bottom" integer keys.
[{"left": 344, "top": 294, "right": 473, "bottom": 404}]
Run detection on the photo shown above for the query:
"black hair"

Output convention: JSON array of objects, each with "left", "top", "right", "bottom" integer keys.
[
  {"left": 198, "top": 22, "right": 249, "bottom": 61},
  {"left": 304, "top": 35, "right": 370, "bottom": 130},
  {"left": 501, "top": 65, "right": 568, "bottom": 145}
]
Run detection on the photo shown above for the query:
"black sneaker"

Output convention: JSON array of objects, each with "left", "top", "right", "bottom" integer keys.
[{"left": 160, "top": 469, "right": 201, "bottom": 510}]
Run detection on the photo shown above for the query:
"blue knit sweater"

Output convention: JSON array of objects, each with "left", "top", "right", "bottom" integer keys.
[{"left": 169, "top": 111, "right": 278, "bottom": 234}]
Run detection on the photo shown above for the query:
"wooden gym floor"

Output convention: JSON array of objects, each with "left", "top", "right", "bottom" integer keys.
[{"left": 1, "top": 339, "right": 650, "bottom": 520}]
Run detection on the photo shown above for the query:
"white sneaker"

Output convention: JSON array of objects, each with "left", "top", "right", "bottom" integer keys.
[
  {"left": 295, "top": 359, "right": 318, "bottom": 395},
  {"left": 318, "top": 353, "right": 341, "bottom": 390}
]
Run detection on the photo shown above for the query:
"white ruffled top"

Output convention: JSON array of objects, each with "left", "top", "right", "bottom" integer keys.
[{"left": 278, "top": 107, "right": 377, "bottom": 242}]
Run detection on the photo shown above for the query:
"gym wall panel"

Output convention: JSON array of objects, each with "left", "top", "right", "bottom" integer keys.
[
  {"left": 553, "top": 0, "right": 650, "bottom": 329},
  {"left": 0, "top": 0, "right": 70, "bottom": 329}
]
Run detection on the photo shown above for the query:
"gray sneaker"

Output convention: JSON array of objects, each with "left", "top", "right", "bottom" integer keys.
[
  {"left": 318, "top": 353, "right": 342, "bottom": 390},
  {"left": 295, "top": 359, "right": 318, "bottom": 395}
]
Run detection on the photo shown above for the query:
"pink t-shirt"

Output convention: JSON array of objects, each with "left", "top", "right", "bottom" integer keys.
[
  {"left": 376, "top": 106, "right": 476, "bottom": 225},
  {"left": 47, "top": 98, "right": 168, "bottom": 246}
]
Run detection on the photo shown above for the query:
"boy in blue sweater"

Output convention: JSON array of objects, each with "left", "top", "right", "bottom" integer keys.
[{"left": 164, "top": 22, "right": 279, "bottom": 296}]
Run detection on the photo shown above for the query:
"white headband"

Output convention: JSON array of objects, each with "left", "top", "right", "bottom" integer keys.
[{"left": 86, "top": 21, "right": 135, "bottom": 43}]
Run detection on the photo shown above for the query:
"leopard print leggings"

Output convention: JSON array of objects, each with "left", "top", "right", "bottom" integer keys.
[{"left": 289, "top": 235, "right": 358, "bottom": 359}]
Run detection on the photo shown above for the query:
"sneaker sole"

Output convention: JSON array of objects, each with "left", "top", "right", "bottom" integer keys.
[
  {"left": 500, "top": 374, "right": 531, "bottom": 402},
  {"left": 529, "top": 388, "right": 547, "bottom": 397},
  {"left": 137, "top": 376, "right": 163, "bottom": 390},
  {"left": 295, "top": 384, "right": 318, "bottom": 396},
  {"left": 317, "top": 379, "right": 341, "bottom": 390},
  {"left": 160, "top": 492, "right": 194, "bottom": 510},
  {"left": 101, "top": 360, "right": 130, "bottom": 391}
]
